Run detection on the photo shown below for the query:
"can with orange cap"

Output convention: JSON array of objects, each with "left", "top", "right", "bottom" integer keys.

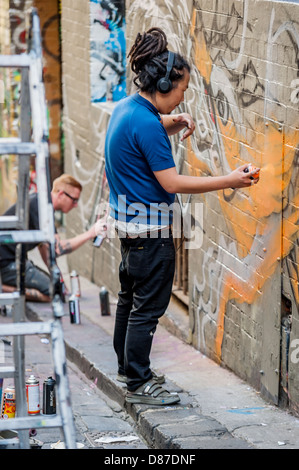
[{"left": 244, "top": 163, "right": 260, "bottom": 180}]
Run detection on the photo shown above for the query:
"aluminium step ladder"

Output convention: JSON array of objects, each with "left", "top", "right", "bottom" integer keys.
[{"left": 0, "top": 9, "right": 76, "bottom": 449}]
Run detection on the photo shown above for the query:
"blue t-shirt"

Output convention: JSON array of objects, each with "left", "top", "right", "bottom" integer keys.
[{"left": 105, "top": 93, "right": 176, "bottom": 226}]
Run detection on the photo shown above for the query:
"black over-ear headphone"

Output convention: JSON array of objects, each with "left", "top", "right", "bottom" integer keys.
[{"left": 156, "top": 51, "right": 175, "bottom": 94}]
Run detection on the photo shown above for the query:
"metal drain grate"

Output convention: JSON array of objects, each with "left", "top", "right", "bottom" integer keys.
[{"left": 84, "top": 431, "right": 144, "bottom": 448}]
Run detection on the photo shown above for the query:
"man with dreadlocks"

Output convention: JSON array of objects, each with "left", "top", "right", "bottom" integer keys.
[{"left": 105, "top": 27, "right": 259, "bottom": 405}]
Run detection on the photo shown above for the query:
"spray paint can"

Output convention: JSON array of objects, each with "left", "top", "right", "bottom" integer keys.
[
  {"left": 100, "top": 287, "right": 110, "bottom": 316},
  {"left": 43, "top": 376, "right": 56, "bottom": 415},
  {"left": 1, "top": 385, "right": 16, "bottom": 419},
  {"left": 59, "top": 274, "right": 66, "bottom": 303},
  {"left": 93, "top": 235, "right": 104, "bottom": 248},
  {"left": 244, "top": 163, "right": 260, "bottom": 180},
  {"left": 69, "top": 294, "right": 81, "bottom": 324},
  {"left": 26, "top": 375, "right": 40, "bottom": 415},
  {"left": 70, "top": 270, "right": 81, "bottom": 297}
]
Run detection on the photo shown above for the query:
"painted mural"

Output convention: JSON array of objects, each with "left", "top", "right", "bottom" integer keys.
[
  {"left": 187, "top": 2, "right": 299, "bottom": 355},
  {"left": 90, "top": 0, "right": 126, "bottom": 102}
]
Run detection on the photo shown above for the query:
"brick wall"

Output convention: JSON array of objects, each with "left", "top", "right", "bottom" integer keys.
[{"left": 61, "top": 0, "right": 299, "bottom": 413}]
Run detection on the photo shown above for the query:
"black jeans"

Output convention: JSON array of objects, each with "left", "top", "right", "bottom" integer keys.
[{"left": 113, "top": 232, "right": 175, "bottom": 391}]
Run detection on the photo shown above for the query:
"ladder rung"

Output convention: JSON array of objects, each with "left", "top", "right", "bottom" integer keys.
[
  {"left": 0, "top": 321, "right": 53, "bottom": 336},
  {"left": 0, "top": 54, "right": 30, "bottom": 68},
  {"left": 0, "top": 292, "right": 20, "bottom": 304},
  {"left": 0, "top": 216, "right": 19, "bottom": 229},
  {"left": 0, "top": 230, "right": 48, "bottom": 244},
  {"left": 0, "top": 139, "right": 36, "bottom": 155},
  {"left": 0, "top": 366, "right": 15, "bottom": 378},
  {"left": 0, "top": 415, "right": 62, "bottom": 431}
]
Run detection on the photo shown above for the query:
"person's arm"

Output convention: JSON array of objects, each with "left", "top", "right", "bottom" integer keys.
[
  {"left": 38, "top": 232, "right": 94, "bottom": 262},
  {"left": 54, "top": 218, "right": 108, "bottom": 257},
  {"left": 161, "top": 113, "right": 195, "bottom": 141},
  {"left": 154, "top": 164, "right": 260, "bottom": 194}
]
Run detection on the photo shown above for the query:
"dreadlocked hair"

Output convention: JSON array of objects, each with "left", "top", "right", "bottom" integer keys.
[{"left": 128, "top": 27, "right": 190, "bottom": 94}]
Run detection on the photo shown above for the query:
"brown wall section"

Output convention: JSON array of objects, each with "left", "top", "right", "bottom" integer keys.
[{"left": 33, "top": 0, "right": 62, "bottom": 181}]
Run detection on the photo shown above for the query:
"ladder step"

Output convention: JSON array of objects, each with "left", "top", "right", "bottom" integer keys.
[
  {"left": 0, "top": 139, "right": 36, "bottom": 155},
  {"left": 0, "top": 54, "right": 30, "bottom": 68},
  {"left": 0, "top": 366, "right": 15, "bottom": 378},
  {"left": 0, "top": 292, "right": 20, "bottom": 305},
  {"left": 0, "top": 137, "right": 20, "bottom": 143},
  {"left": 0, "top": 216, "right": 19, "bottom": 229},
  {"left": 0, "top": 415, "right": 62, "bottom": 432},
  {"left": 0, "top": 321, "right": 53, "bottom": 336},
  {"left": 0, "top": 230, "right": 48, "bottom": 244}
]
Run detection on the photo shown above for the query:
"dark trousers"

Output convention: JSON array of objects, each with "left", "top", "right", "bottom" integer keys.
[{"left": 113, "top": 232, "right": 175, "bottom": 391}]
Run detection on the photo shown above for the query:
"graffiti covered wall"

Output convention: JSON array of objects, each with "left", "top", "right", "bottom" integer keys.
[{"left": 61, "top": 0, "right": 299, "bottom": 411}]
